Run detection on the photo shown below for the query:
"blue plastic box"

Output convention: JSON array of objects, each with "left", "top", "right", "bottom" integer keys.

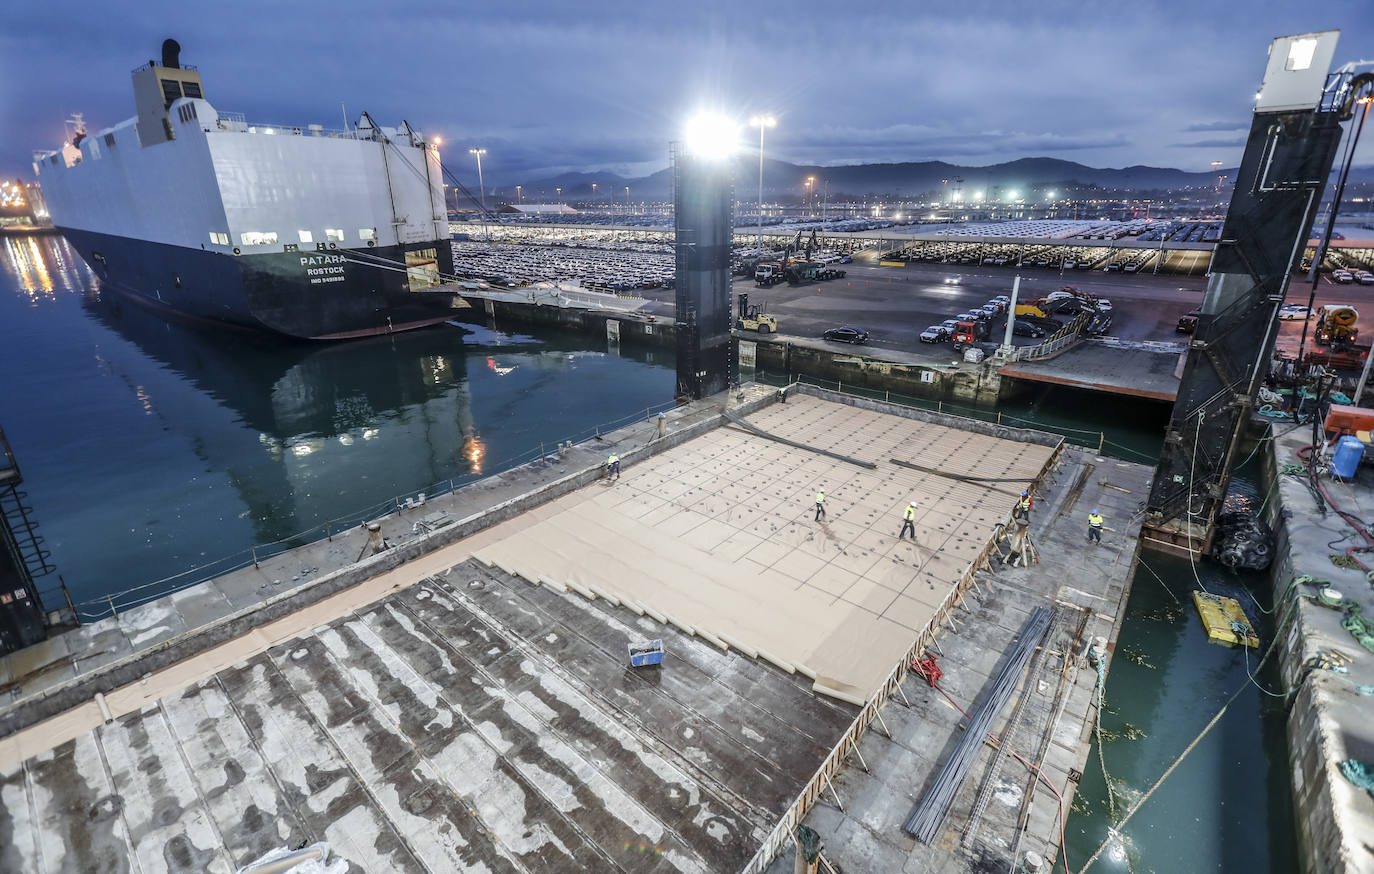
[
  {"left": 628, "top": 639, "right": 664, "bottom": 667},
  {"left": 1331, "top": 434, "right": 1364, "bottom": 480}
]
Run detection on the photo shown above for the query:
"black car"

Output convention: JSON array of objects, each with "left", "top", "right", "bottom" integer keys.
[
  {"left": 1011, "top": 320, "right": 1046, "bottom": 338},
  {"left": 1177, "top": 310, "right": 1200, "bottom": 334},
  {"left": 823, "top": 326, "right": 869, "bottom": 344}
]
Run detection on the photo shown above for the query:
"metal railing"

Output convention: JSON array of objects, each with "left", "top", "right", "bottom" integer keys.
[
  {"left": 1000, "top": 310, "right": 1093, "bottom": 363},
  {"left": 67, "top": 400, "right": 679, "bottom": 622}
]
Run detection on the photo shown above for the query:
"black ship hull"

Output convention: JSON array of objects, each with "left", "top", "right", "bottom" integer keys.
[{"left": 57, "top": 227, "right": 459, "bottom": 339}]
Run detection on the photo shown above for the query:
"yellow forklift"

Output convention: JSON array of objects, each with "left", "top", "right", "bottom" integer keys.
[{"left": 736, "top": 292, "right": 778, "bottom": 334}]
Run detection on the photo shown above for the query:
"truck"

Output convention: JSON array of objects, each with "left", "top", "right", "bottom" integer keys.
[
  {"left": 754, "top": 262, "right": 785, "bottom": 286},
  {"left": 952, "top": 319, "right": 989, "bottom": 349},
  {"left": 1315, "top": 304, "right": 1359, "bottom": 348}
]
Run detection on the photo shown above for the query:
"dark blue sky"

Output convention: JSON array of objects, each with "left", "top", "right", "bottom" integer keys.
[{"left": 3, "top": 1, "right": 1372, "bottom": 187}]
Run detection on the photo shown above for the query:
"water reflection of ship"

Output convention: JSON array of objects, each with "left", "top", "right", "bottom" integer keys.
[{"left": 80, "top": 287, "right": 478, "bottom": 542}]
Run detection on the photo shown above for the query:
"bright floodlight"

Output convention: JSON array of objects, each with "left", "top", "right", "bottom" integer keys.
[
  {"left": 684, "top": 113, "right": 740, "bottom": 160},
  {"left": 750, "top": 115, "right": 776, "bottom": 128}
]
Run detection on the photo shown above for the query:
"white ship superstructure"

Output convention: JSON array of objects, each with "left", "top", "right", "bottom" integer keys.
[{"left": 34, "top": 39, "right": 458, "bottom": 339}]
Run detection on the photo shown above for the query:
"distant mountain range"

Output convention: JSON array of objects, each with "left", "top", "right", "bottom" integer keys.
[{"left": 498, "top": 156, "right": 1374, "bottom": 203}]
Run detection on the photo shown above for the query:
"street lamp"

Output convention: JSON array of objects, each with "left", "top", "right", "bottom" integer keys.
[
  {"left": 625, "top": 186, "right": 630, "bottom": 214},
  {"left": 591, "top": 182, "right": 598, "bottom": 201},
  {"left": 806, "top": 176, "right": 815, "bottom": 216},
  {"left": 515, "top": 184, "right": 522, "bottom": 205},
  {"left": 468, "top": 148, "right": 487, "bottom": 210},
  {"left": 749, "top": 115, "right": 776, "bottom": 255}
]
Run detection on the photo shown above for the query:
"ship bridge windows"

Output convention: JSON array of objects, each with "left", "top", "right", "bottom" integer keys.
[
  {"left": 183, "top": 81, "right": 202, "bottom": 99},
  {"left": 325, "top": 228, "right": 345, "bottom": 242},
  {"left": 297, "top": 230, "right": 313, "bottom": 244},
  {"left": 161, "top": 79, "right": 183, "bottom": 107},
  {"left": 240, "top": 231, "right": 277, "bottom": 246},
  {"left": 176, "top": 103, "right": 200, "bottom": 124},
  {"left": 209, "top": 232, "right": 229, "bottom": 246},
  {"left": 102, "top": 133, "right": 115, "bottom": 148}
]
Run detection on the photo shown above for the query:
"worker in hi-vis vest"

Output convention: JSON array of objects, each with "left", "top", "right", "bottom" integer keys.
[
  {"left": 607, "top": 453, "right": 620, "bottom": 479},
  {"left": 1014, "top": 490, "right": 1033, "bottom": 519},
  {"left": 1087, "top": 509, "right": 1104, "bottom": 544},
  {"left": 899, "top": 502, "right": 917, "bottom": 540},
  {"left": 815, "top": 489, "right": 826, "bottom": 522}
]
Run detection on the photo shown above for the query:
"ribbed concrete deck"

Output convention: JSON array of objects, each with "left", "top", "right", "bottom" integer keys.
[{"left": 0, "top": 564, "right": 856, "bottom": 873}]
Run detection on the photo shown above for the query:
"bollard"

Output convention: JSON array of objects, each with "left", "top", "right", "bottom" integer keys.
[{"left": 251, "top": 544, "right": 259, "bottom": 569}]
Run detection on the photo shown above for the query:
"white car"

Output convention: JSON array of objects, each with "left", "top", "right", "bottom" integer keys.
[
  {"left": 1278, "top": 304, "right": 1310, "bottom": 320},
  {"left": 1333, "top": 269, "right": 1354, "bottom": 283},
  {"left": 919, "top": 325, "right": 951, "bottom": 343},
  {"left": 1096, "top": 298, "right": 1113, "bottom": 312},
  {"left": 943, "top": 275, "right": 961, "bottom": 284}
]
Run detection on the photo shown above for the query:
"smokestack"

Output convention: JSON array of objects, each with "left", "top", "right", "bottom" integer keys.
[{"left": 161, "top": 39, "right": 181, "bottom": 69}]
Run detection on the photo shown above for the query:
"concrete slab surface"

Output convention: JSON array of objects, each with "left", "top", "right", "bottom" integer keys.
[
  {"left": 1000, "top": 340, "right": 1184, "bottom": 401},
  {"left": 474, "top": 394, "right": 1057, "bottom": 700}
]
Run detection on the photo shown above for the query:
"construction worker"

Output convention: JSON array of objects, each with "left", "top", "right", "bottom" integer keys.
[
  {"left": 899, "top": 501, "right": 917, "bottom": 540},
  {"left": 1087, "top": 509, "right": 1104, "bottom": 545},
  {"left": 1013, "top": 489, "right": 1033, "bottom": 520},
  {"left": 815, "top": 489, "right": 826, "bottom": 522},
  {"left": 607, "top": 453, "right": 620, "bottom": 480}
]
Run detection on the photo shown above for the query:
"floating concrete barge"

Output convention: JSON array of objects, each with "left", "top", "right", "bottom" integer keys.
[{"left": 0, "top": 384, "right": 1151, "bottom": 873}]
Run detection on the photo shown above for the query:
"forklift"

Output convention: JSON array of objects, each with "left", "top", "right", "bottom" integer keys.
[{"left": 736, "top": 292, "right": 778, "bottom": 334}]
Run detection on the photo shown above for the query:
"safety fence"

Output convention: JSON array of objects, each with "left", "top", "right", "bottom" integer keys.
[
  {"left": 754, "top": 370, "right": 1159, "bottom": 465},
  {"left": 67, "top": 399, "right": 680, "bottom": 623}
]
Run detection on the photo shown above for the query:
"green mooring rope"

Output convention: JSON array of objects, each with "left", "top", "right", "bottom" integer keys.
[{"left": 1340, "top": 760, "right": 1374, "bottom": 799}]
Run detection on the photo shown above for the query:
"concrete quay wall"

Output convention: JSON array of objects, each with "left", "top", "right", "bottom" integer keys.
[
  {"left": 459, "top": 294, "right": 676, "bottom": 348},
  {"left": 749, "top": 334, "right": 1005, "bottom": 404},
  {"left": 1260, "top": 425, "right": 1374, "bottom": 874}
]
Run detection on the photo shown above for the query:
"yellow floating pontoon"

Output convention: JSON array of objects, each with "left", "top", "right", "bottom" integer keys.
[{"left": 1192, "top": 591, "right": 1260, "bottom": 648}]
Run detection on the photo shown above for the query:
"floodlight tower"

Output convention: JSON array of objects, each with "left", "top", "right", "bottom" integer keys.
[{"left": 674, "top": 113, "right": 738, "bottom": 400}]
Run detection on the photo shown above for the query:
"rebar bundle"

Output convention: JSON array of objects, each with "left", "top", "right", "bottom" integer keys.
[{"left": 901, "top": 606, "right": 1053, "bottom": 843}]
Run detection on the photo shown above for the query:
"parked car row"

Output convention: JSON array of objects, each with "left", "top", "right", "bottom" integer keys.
[
  {"left": 450, "top": 241, "right": 674, "bottom": 291},
  {"left": 1333, "top": 268, "right": 1374, "bottom": 285}
]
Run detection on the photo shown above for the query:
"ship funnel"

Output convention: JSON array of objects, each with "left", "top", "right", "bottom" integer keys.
[{"left": 161, "top": 39, "right": 181, "bottom": 69}]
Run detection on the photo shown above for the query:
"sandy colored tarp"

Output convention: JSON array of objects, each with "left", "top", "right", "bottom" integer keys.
[{"left": 476, "top": 395, "right": 1056, "bottom": 700}]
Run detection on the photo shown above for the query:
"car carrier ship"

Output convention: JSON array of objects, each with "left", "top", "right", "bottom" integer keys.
[{"left": 34, "top": 39, "right": 459, "bottom": 339}]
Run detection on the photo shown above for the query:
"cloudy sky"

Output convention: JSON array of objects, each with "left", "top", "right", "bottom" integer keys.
[{"left": 3, "top": 0, "right": 1372, "bottom": 187}]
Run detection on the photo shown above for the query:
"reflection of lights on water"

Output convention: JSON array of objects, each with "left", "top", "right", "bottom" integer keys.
[
  {"left": 338, "top": 434, "right": 354, "bottom": 446},
  {"left": 291, "top": 443, "right": 315, "bottom": 457},
  {"left": 361, "top": 428, "right": 380, "bottom": 440},
  {"left": 485, "top": 355, "right": 515, "bottom": 376},
  {"left": 134, "top": 385, "right": 154, "bottom": 415},
  {"left": 463, "top": 432, "right": 486, "bottom": 475}
]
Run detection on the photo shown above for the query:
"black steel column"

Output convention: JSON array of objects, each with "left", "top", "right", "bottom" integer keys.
[
  {"left": 674, "top": 147, "right": 734, "bottom": 400},
  {"left": 1145, "top": 104, "right": 1344, "bottom": 546}
]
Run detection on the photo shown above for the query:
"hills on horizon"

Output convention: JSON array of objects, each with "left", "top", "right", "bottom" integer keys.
[
  {"left": 499, "top": 155, "right": 1242, "bottom": 203},
  {"left": 496, "top": 156, "right": 1374, "bottom": 204}
]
